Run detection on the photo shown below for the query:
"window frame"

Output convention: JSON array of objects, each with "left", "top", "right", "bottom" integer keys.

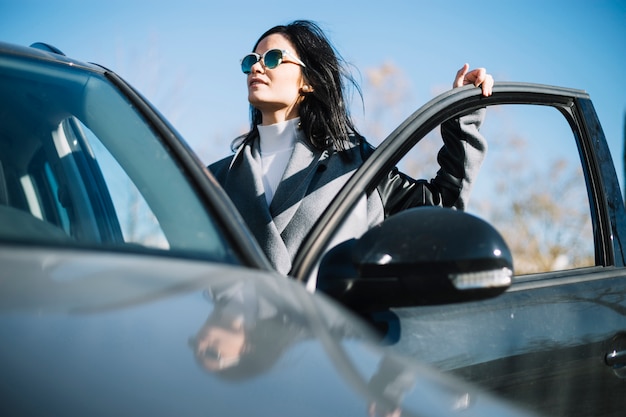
[{"left": 291, "top": 83, "right": 626, "bottom": 284}]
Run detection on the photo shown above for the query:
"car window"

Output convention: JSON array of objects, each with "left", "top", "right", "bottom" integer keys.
[
  {"left": 0, "top": 54, "right": 239, "bottom": 264},
  {"left": 396, "top": 104, "right": 594, "bottom": 275},
  {"left": 71, "top": 119, "right": 170, "bottom": 249}
]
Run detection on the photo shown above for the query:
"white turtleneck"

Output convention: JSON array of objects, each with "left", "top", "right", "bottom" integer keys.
[{"left": 258, "top": 118, "right": 299, "bottom": 205}]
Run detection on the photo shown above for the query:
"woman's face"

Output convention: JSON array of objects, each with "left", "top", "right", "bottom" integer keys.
[
  {"left": 193, "top": 317, "right": 246, "bottom": 372},
  {"left": 247, "top": 33, "right": 306, "bottom": 125}
]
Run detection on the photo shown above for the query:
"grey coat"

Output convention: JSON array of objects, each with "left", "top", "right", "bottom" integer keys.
[{"left": 209, "top": 109, "right": 487, "bottom": 276}]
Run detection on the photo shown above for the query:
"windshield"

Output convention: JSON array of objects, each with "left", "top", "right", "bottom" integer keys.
[{"left": 0, "top": 52, "right": 238, "bottom": 264}]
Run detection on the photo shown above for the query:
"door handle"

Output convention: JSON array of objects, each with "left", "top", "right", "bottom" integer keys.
[{"left": 605, "top": 332, "right": 626, "bottom": 379}]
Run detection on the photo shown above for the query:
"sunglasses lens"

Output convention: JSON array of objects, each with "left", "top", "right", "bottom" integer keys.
[
  {"left": 241, "top": 54, "right": 258, "bottom": 74},
  {"left": 263, "top": 49, "right": 283, "bottom": 69}
]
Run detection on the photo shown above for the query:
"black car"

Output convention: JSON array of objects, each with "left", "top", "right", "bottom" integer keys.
[
  {"left": 300, "top": 82, "right": 626, "bottom": 416},
  {"left": 0, "top": 41, "right": 533, "bottom": 416},
  {"left": 3, "top": 38, "right": 625, "bottom": 416}
]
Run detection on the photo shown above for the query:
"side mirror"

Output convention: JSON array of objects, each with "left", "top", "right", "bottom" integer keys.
[{"left": 317, "top": 207, "right": 513, "bottom": 312}]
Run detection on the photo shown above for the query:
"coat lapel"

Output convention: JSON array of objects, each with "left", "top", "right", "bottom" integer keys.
[
  {"left": 222, "top": 139, "right": 292, "bottom": 274},
  {"left": 270, "top": 138, "right": 329, "bottom": 234},
  {"left": 220, "top": 135, "right": 343, "bottom": 276}
]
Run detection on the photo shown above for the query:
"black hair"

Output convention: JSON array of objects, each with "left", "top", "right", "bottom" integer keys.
[{"left": 239, "top": 20, "right": 363, "bottom": 153}]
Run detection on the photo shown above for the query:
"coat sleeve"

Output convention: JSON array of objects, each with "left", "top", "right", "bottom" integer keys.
[{"left": 373, "top": 108, "right": 487, "bottom": 216}]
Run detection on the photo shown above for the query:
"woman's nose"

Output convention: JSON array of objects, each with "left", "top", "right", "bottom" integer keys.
[{"left": 250, "top": 60, "right": 264, "bottom": 73}]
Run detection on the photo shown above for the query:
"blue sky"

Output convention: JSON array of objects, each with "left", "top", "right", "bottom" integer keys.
[{"left": 2, "top": 0, "right": 625, "bottom": 185}]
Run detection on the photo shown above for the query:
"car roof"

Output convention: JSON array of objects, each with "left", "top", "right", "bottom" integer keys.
[{"left": 0, "top": 40, "right": 103, "bottom": 73}]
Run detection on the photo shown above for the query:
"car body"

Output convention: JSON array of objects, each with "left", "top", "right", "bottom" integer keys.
[{"left": 0, "top": 41, "right": 535, "bottom": 416}]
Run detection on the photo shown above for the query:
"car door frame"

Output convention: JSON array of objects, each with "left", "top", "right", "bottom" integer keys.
[{"left": 290, "top": 82, "right": 626, "bottom": 283}]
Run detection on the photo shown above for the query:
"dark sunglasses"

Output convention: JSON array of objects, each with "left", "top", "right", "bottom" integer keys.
[
  {"left": 240, "top": 49, "right": 306, "bottom": 74},
  {"left": 199, "top": 346, "right": 240, "bottom": 369}
]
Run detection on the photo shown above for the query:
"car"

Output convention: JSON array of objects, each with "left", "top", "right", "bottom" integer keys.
[{"left": 0, "top": 41, "right": 537, "bottom": 416}]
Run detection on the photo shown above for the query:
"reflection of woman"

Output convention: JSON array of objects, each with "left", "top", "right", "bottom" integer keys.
[
  {"left": 209, "top": 20, "right": 493, "bottom": 278},
  {"left": 189, "top": 282, "right": 294, "bottom": 378},
  {"left": 367, "top": 355, "right": 418, "bottom": 417},
  {"left": 189, "top": 280, "right": 428, "bottom": 415},
  {"left": 189, "top": 280, "right": 361, "bottom": 379},
  {"left": 189, "top": 304, "right": 247, "bottom": 372}
]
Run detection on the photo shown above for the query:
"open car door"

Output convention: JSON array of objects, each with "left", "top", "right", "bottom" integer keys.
[{"left": 291, "top": 82, "right": 626, "bottom": 416}]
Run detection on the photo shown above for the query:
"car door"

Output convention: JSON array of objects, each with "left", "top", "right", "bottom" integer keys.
[{"left": 291, "top": 83, "right": 626, "bottom": 417}]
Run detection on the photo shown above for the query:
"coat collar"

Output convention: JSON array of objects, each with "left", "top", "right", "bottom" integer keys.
[
  {"left": 270, "top": 136, "right": 329, "bottom": 230},
  {"left": 223, "top": 135, "right": 329, "bottom": 274}
]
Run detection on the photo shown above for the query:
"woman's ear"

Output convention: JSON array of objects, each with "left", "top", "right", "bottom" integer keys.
[{"left": 300, "top": 85, "right": 313, "bottom": 94}]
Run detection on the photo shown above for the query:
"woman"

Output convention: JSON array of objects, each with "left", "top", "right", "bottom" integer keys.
[{"left": 210, "top": 20, "right": 493, "bottom": 278}]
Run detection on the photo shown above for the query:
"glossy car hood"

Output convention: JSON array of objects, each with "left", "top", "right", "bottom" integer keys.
[{"left": 0, "top": 247, "right": 535, "bottom": 417}]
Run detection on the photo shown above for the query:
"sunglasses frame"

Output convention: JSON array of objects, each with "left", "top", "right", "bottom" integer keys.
[
  {"left": 240, "top": 49, "right": 306, "bottom": 74},
  {"left": 200, "top": 346, "right": 241, "bottom": 369}
]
